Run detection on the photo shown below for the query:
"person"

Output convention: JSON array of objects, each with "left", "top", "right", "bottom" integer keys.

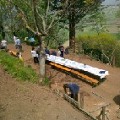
[
  {"left": 50, "top": 50, "right": 57, "bottom": 56},
  {"left": 57, "top": 49, "right": 61, "bottom": 56},
  {"left": 60, "top": 46, "right": 64, "bottom": 57},
  {"left": 15, "top": 37, "right": 22, "bottom": 52},
  {"left": 31, "top": 47, "right": 39, "bottom": 64},
  {"left": 0, "top": 39, "right": 7, "bottom": 50},
  {"left": 45, "top": 47, "right": 50, "bottom": 55},
  {"left": 13, "top": 34, "right": 17, "bottom": 46},
  {"left": 9, "top": 51, "right": 23, "bottom": 61},
  {"left": 58, "top": 43, "right": 64, "bottom": 57},
  {"left": 17, "top": 52, "right": 24, "bottom": 62},
  {"left": 24, "top": 37, "right": 28, "bottom": 42},
  {"left": 29, "top": 36, "right": 35, "bottom": 46},
  {"left": 63, "top": 83, "right": 80, "bottom": 101},
  {"left": 36, "top": 46, "right": 40, "bottom": 59}
]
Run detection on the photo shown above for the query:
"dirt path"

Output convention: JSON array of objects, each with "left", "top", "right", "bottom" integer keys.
[
  {"left": 0, "top": 65, "right": 93, "bottom": 120},
  {"left": 1, "top": 43, "right": 120, "bottom": 120}
]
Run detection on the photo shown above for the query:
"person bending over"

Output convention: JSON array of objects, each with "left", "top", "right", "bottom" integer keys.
[{"left": 63, "top": 83, "right": 80, "bottom": 101}]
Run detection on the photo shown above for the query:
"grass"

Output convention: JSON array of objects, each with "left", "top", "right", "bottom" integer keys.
[
  {"left": 112, "top": 33, "right": 120, "bottom": 40},
  {"left": 41, "top": 77, "right": 51, "bottom": 86},
  {"left": 0, "top": 51, "right": 39, "bottom": 83}
]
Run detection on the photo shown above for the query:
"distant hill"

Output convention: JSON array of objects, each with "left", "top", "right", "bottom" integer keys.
[
  {"left": 103, "top": 6, "right": 120, "bottom": 33},
  {"left": 76, "top": 5, "right": 120, "bottom": 34}
]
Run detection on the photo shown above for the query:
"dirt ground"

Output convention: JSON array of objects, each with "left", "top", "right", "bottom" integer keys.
[
  {"left": 0, "top": 64, "right": 94, "bottom": 120},
  {"left": 0, "top": 43, "right": 120, "bottom": 120}
]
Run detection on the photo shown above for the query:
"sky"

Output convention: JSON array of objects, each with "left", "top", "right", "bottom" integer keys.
[{"left": 102, "top": 0, "right": 120, "bottom": 5}]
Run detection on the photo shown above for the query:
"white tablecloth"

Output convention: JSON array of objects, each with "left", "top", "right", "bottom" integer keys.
[{"left": 46, "top": 55, "right": 109, "bottom": 79}]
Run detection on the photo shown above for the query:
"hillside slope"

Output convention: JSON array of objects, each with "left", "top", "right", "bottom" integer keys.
[
  {"left": 0, "top": 64, "right": 93, "bottom": 120},
  {"left": 3, "top": 43, "right": 120, "bottom": 119}
]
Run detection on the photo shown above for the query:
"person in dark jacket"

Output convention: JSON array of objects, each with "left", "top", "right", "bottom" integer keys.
[
  {"left": 63, "top": 83, "right": 80, "bottom": 101},
  {"left": 45, "top": 47, "right": 50, "bottom": 55}
]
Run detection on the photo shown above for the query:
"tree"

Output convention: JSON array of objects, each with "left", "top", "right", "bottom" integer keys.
[
  {"left": 0, "top": 0, "right": 22, "bottom": 40},
  {"left": 52, "top": 0, "right": 104, "bottom": 50},
  {"left": 6, "top": 0, "right": 64, "bottom": 83}
]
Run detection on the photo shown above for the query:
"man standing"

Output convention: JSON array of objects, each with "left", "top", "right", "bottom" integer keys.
[
  {"left": 63, "top": 83, "right": 80, "bottom": 101},
  {"left": 31, "top": 47, "right": 39, "bottom": 64},
  {"left": 13, "top": 32, "right": 17, "bottom": 46},
  {"left": 15, "top": 38, "right": 22, "bottom": 52}
]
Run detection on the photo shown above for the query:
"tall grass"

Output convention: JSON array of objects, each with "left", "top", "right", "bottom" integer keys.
[{"left": 0, "top": 51, "right": 39, "bottom": 83}]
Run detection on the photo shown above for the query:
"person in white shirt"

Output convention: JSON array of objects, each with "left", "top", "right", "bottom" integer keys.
[
  {"left": 31, "top": 47, "right": 39, "bottom": 63},
  {"left": 0, "top": 39, "right": 7, "bottom": 50},
  {"left": 57, "top": 49, "right": 61, "bottom": 56},
  {"left": 15, "top": 38, "right": 22, "bottom": 52},
  {"left": 13, "top": 35, "right": 17, "bottom": 45}
]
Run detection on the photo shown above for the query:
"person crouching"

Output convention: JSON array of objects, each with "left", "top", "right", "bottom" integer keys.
[{"left": 63, "top": 83, "right": 80, "bottom": 101}]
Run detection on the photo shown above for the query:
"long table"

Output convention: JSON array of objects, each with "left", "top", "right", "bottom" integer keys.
[{"left": 46, "top": 54, "right": 109, "bottom": 79}]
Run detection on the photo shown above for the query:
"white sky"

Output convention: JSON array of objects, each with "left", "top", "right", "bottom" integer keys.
[{"left": 102, "top": 0, "right": 120, "bottom": 5}]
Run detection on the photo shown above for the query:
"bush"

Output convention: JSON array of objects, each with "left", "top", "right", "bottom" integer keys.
[{"left": 76, "top": 32, "right": 120, "bottom": 66}]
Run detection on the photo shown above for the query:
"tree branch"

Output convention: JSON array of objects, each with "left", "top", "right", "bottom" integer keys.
[{"left": 15, "top": 5, "right": 37, "bottom": 35}]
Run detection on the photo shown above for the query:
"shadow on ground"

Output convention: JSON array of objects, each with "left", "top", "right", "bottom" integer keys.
[{"left": 113, "top": 95, "right": 120, "bottom": 106}]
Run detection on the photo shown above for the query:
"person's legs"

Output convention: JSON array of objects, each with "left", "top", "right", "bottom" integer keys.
[
  {"left": 30, "top": 42, "right": 35, "bottom": 47},
  {"left": 15, "top": 45, "right": 17, "bottom": 49},
  {"left": 71, "top": 94, "right": 74, "bottom": 99},
  {"left": 74, "top": 94, "right": 78, "bottom": 101},
  {"left": 33, "top": 57, "right": 36, "bottom": 63},
  {"left": 71, "top": 93, "right": 78, "bottom": 101},
  {"left": 34, "top": 57, "right": 39, "bottom": 63},
  {"left": 36, "top": 57, "right": 39, "bottom": 63},
  {"left": 0, "top": 46, "right": 5, "bottom": 49},
  {"left": 60, "top": 51, "right": 64, "bottom": 57}
]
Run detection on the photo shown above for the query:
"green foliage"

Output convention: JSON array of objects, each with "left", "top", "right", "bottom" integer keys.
[
  {"left": 45, "top": 27, "right": 68, "bottom": 49},
  {"left": 0, "top": 51, "right": 39, "bottom": 83},
  {"left": 81, "top": 7, "right": 107, "bottom": 33},
  {"left": 115, "top": 6, "right": 120, "bottom": 18},
  {"left": 114, "top": 43, "right": 120, "bottom": 67},
  {"left": 113, "top": 33, "right": 120, "bottom": 40},
  {"left": 16, "top": 29, "right": 28, "bottom": 40},
  {"left": 77, "top": 32, "right": 120, "bottom": 66},
  {"left": 0, "top": 34, "right": 2, "bottom": 41},
  {"left": 77, "top": 32, "right": 117, "bottom": 49}
]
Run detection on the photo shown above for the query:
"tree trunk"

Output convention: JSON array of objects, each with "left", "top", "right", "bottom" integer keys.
[
  {"left": 111, "top": 55, "right": 115, "bottom": 67},
  {"left": 32, "top": 0, "right": 47, "bottom": 83},
  {"left": 37, "top": 35, "right": 46, "bottom": 83},
  {"left": 69, "top": 2, "right": 75, "bottom": 52}
]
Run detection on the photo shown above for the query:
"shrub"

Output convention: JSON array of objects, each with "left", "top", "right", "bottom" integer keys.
[{"left": 76, "top": 32, "right": 120, "bottom": 66}]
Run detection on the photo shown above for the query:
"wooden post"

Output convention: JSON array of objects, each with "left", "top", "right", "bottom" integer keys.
[
  {"left": 78, "top": 93, "right": 80, "bottom": 108},
  {"left": 80, "top": 92, "right": 84, "bottom": 109},
  {"left": 102, "top": 106, "right": 106, "bottom": 120}
]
